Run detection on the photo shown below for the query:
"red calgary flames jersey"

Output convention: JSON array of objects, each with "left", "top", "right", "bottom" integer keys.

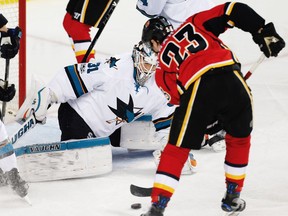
[{"left": 155, "top": 2, "right": 264, "bottom": 105}]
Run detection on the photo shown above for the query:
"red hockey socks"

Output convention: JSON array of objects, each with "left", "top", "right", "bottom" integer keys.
[
  {"left": 224, "top": 134, "right": 251, "bottom": 192},
  {"left": 63, "top": 13, "right": 95, "bottom": 63},
  {"left": 151, "top": 144, "right": 190, "bottom": 203}
]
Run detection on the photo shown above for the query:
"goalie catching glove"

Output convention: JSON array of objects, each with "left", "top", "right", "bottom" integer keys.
[
  {"left": 0, "top": 26, "right": 22, "bottom": 59},
  {"left": 0, "top": 83, "right": 15, "bottom": 102},
  {"left": 253, "top": 22, "right": 285, "bottom": 57}
]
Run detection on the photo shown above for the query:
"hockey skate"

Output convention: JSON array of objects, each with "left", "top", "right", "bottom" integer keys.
[
  {"left": 202, "top": 130, "right": 226, "bottom": 152},
  {"left": 141, "top": 195, "right": 170, "bottom": 216},
  {"left": 16, "top": 79, "right": 50, "bottom": 124},
  {"left": 221, "top": 182, "right": 246, "bottom": 213},
  {"left": 5, "top": 168, "right": 29, "bottom": 198},
  {"left": 0, "top": 168, "right": 8, "bottom": 186},
  {"left": 153, "top": 150, "right": 197, "bottom": 175}
]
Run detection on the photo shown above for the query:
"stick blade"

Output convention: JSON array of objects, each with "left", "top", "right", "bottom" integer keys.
[{"left": 130, "top": 184, "right": 152, "bottom": 197}]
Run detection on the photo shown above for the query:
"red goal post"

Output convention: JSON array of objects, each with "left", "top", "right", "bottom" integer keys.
[{"left": 1, "top": 0, "right": 26, "bottom": 120}]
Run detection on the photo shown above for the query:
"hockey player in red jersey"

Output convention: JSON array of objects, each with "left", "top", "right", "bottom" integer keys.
[
  {"left": 139, "top": 2, "right": 285, "bottom": 216},
  {"left": 137, "top": 0, "right": 227, "bottom": 152},
  {"left": 63, "top": 0, "right": 116, "bottom": 63}
]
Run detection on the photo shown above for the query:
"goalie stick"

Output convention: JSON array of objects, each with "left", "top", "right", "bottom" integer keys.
[
  {"left": 130, "top": 54, "right": 266, "bottom": 198},
  {"left": 1, "top": 58, "right": 10, "bottom": 121},
  {"left": 81, "top": 0, "right": 120, "bottom": 63},
  {"left": 10, "top": 113, "right": 38, "bottom": 145}
]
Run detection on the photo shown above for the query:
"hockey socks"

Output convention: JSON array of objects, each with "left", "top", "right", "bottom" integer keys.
[
  {"left": 63, "top": 13, "right": 95, "bottom": 63},
  {"left": 224, "top": 134, "right": 251, "bottom": 192},
  {"left": 151, "top": 144, "right": 190, "bottom": 202}
]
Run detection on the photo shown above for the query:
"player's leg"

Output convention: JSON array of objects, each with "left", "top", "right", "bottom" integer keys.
[
  {"left": 58, "top": 102, "right": 121, "bottom": 147},
  {"left": 0, "top": 121, "right": 28, "bottom": 197},
  {"left": 220, "top": 70, "right": 253, "bottom": 213},
  {"left": 63, "top": 13, "right": 94, "bottom": 63},
  {"left": 142, "top": 78, "right": 212, "bottom": 215},
  {"left": 58, "top": 102, "right": 96, "bottom": 141},
  {"left": 63, "top": 0, "right": 112, "bottom": 62}
]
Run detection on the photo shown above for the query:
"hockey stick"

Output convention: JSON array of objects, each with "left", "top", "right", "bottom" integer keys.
[
  {"left": 10, "top": 113, "right": 37, "bottom": 145},
  {"left": 81, "top": 0, "right": 120, "bottom": 63},
  {"left": 1, "top": 58, "right": 10, "bottom": 121},
  {"left": 244, "top": 54, "right": 266, "bottom": 80},
  {"left": 130, "top": 54, "right": 267, "bottom": 198},
  {"left": 130, "top": 184, "right": 152, "bottom": 197}
]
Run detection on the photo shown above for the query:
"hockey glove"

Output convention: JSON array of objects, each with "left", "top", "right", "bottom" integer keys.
[
  {"left": 0, "top": 84, "right": 16, "bottom": 102},
  {"left": 253, "top": 22, "right": 285, "bottom": 58},
  {"left": 0, "top": 26, "right": 22, "bottom": 59}
]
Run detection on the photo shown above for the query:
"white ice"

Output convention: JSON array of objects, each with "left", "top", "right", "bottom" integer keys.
[{"left": 1, "top": 0, "right": 288, "bottom": 215}]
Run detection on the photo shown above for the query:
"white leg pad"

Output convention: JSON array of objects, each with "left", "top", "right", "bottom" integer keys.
[
  {"left": 120, "top": 116, "right": 162, "bottom": 150},
  {"left": 14, "top": 138, "right": 112, "bottom": 182}
]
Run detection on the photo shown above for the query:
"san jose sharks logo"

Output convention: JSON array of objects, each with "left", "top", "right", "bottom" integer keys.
[
  {"left": 105, "top": 56, "right": 120, "bottom": 69},
  {"left": 106, "top": 95, "right": 143, "bottom": 125}
]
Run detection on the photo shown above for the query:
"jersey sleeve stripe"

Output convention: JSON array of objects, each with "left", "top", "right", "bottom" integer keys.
[{"left": 65, "top": 65, "right": 88, "bottom": 98}]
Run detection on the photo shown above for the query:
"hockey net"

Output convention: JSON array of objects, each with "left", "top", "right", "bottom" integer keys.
[{"left": 0, "top": 0, "right": 26, "bottom": 122}]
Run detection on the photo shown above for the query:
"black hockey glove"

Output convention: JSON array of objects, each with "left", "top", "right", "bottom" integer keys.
[
  {"left": 253, "top": 22, "right": 285, "bottom": 58},
  {"left": 0, "top": 84, "right": 16, "bottom": 102},
  {"left": 0, "top": 26, "right": 22, "bottom": 59}
]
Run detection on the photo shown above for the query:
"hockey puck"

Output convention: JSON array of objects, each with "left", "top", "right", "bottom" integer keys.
[{"left": 131, "top": 203, "right": 142, "bottom": 209}]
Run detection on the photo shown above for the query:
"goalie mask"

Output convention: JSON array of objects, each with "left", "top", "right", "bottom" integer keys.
[
  {"left": 142, "top": 16, "right": 174, "bottom": 45},
  {"left": 132, "top": 41, "right": 158, "bottom": 87}
]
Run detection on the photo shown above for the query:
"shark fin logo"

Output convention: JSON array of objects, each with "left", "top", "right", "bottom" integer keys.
[
  {"left": 106, "top": 95, "right": 143, "bottom": 125},
  {"left": 105, "top": 57, "right": 120, "bottom": 69}
]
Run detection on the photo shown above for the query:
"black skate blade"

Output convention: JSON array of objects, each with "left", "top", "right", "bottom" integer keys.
[{"left": 223, "top": 211, "right": 241, "bottom": 216}]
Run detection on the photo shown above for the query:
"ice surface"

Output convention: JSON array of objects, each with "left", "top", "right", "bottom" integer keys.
[{"left": 1, "top": 0, "right": 288, "bottom": 215}]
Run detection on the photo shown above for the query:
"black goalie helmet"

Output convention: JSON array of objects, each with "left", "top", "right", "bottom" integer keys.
[
  {"left": 132, "top": 41, "right": 158, "bottom": 87},
  {"left": 141, "top": 16, "right": 174, "bottom": 44}
]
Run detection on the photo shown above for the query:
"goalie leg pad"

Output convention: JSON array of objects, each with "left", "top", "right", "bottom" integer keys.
[
  {"left": 120, "top": 116, "right": 163, "bottom": 150},
  {"left": 0, "top": 139, "right": 18, "bottom": 172},
  {"left": 15, "top": 137, "right": 112, "bottom": 182}
]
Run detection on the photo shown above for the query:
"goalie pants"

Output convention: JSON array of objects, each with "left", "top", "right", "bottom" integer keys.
[{"left": 58, "top": 102, "right": 121, "bottom": 147}]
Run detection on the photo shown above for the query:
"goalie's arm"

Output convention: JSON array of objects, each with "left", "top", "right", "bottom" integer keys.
[{"left": 136, "top": 0, "right": 167, "bottom": 18}]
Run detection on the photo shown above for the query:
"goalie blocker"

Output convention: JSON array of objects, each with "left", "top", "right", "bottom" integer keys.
[{"left": 14, "top": 137, "right": 112, "bottom": 182}]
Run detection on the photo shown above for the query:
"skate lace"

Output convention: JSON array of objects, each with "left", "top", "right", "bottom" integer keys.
[
  {"left": 153, "top": 195, "right": 170, "bottom": 209},
  {"left": 222, "top": 183, "right": 245, "bottom": 212}
]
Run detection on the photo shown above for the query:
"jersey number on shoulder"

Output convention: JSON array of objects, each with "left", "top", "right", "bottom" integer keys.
[
  {"left": 87, "top": 62, "right": 101, "bottom": 74},
  {"left": 161, "top": 23, "right": 208, "bottom": 67}
]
